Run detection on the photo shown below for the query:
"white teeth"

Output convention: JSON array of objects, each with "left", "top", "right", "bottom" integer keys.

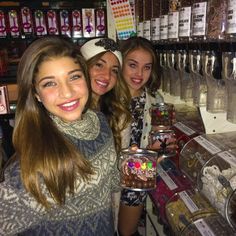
[
  {"left": 62, "top": 101, "right": 77, "bottom": 107},
  {"left": 96, "top": 80, "right": 108, "bottom": 87}
]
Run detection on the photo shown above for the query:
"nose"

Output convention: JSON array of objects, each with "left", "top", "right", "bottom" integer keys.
[
  {"left": 59, "top": 82, "right": 73, "bottom": 98},
  {"left": 101, "top": 67, "right": 111, "bottom": 81},
  {"left": 136, "top": 67, "right": 143, "bottom": 77}
]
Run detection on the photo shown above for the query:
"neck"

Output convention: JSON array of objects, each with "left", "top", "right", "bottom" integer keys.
[
  {"left": 92, "top": 93, "right": 101, "bottom": 110},
  {"left": 130, "top": 87, "right": 143, "bottom": 98}
]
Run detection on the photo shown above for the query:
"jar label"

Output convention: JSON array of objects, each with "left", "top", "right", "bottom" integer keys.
[
  {"left": 194, "top": 136, "right": 222, "bottom": 154},
  {"left": 192, "top": 2, "right": 207, "bottom": 36},
  {"left": 179, "top": 191, "right": 199, "bottom": 213},
  {"left": 179, "top": 6, "right": 191, "bottom": 37},
  {"left": 218, "top": 151, "right": 236, "bottom": 167},
  {"left": 227, "top": 0, "right": 236, "bottom": 34},
  {"left": 194, "top": 219, "right": 216, "bottom": 236},
  {"left": 143, "top": 20, "right": 151, "bottom": 40},
  {"left": 157, "top": 165, "right": 178, "bottom": 190},
  {"left": 160, "top": 14, "right": 168, "bottom": 39},
  {"left": 168, "top": 11, "right": 179, "bottom": 39},
  {"left": 137, "top": 22, "right": 143, "bottom": 37},
  {"left": 174, "top": 122, "right": 196, "bottom": 136},
  {"left": 151, "top": 17, "right": 160, "bottom": 41}
]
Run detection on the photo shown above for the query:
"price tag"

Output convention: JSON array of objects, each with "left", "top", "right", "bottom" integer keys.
[
  {"left": 218, "top": 151, "right": 236, "bottom": 168},
  {"left": 194, "top": 136, "right": 221, "bottom": 154},
  {"left": 174, "top": 122, "right": 196, "bottom": 136},
  {"left": 194, "top": 219, "right": 216, "bottom": 236},
  {"left": 158, "top": 165, "right": 178, "bottom": 190},
  {"left": 178, "top": 191, "right": 199, "bottom": 213}
]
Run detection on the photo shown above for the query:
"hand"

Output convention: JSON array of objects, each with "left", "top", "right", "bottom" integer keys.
[{"left": 147, "top": 137, "right": 178, "bottom": 151}]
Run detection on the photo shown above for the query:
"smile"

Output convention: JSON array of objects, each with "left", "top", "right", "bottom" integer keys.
[{"left": 96, "top": 79, "right": 109, "bottom": 88}]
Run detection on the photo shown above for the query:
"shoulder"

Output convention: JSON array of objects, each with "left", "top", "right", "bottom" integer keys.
[{"left": 1, "top": 160, "right": 24, "bottom": 190}]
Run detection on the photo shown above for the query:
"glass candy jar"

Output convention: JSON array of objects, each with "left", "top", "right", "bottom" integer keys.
[
  {"left": 118, "top": 148, "right": 158, "bottom": 191},
  {"left": 149, "top": 160, "right": 192, "bottom": 224},
  {"left": 182, "top": 214, "right": 236, "bottom": 235},
  {"left": 179, "top": 134, "right": 224, "bottom": 184},
  {"left": 198, "top": 149, "right": 236, "bottom": 229},
  {"left": 165, "top": 188, "right": 218, "bottom": 235},
  {"left": 148, "top": 129, "right": 177, "bottom": 158},
  {"left": 150, "top": 103, "right": 176, "bottom": 128},
  {"left": 222, "top": 51, "right": 236, "bottom": 124}
]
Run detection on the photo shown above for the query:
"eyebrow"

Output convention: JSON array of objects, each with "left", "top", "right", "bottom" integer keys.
[
  {"left": 98, "top": 58, "right": 119, "bottom": 68},
  {"left": 37, "top": 69, "right": 83, "bottom": 83},
  {"left": 126, "top": 59, "right": 152, "bottom": 66}
]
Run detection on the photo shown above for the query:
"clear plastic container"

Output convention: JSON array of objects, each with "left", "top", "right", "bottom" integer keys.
[
  {"left": 172, "top": 121, "right": 199, "bottom": 151},
  {"left": 149, "top": 160, "right": 192, "bottom": 224},
  {"left": 203, "top": 50, "right": 227, "bottom": 113},
  {"left": 182, "top": 214, "right": 236, "bottom": 235},
  {"left": 226, "top": 188, "right": 236, "bottom": 229},
  {"left": 178, "top": 0, "right": 193, "bottom": 42},
  {"left": 226, "top": 0, "right": 236, "bottom": 41},
  {"left": 190, "top": 50, "right": 207, "bottom": 107},
  {"left": 222, "top": 51, "right": 236, "bottom": 124},
  {"left": 148, "top": 129, "right": 177, "bottom": 158},
  {"left": 168, "top": 1, "right": 180, "bottom": 42},
  {"left": 179, "top": 134, "right": 225, "bottom": 184},
  {"left": 198, "top": 149, "right": 236, "bottom": 229},
  {"left": 178, "top": 50, "right": 193, "bottom": 102},
  {"left": 118, "top": 148, "right": 158, "bottom": 191},
  {"left": 191, "top": 1, "right": 208, "bottom": 41},
  {"left": 166, "top": 188, "right": 218, "bottom": 235},
  {"left": 169, "top": 51, "right": 181, "bottom": 96},
  {"left": 150, "top": 102, "right": 176, "bottom": 127},
  {"left": 206, "top": 0, "right": 228, "bottom": 41},
  {"left": 160, "top": 0, "right": 169, "bottom": 41},
  {"left": 151, "top": 0, "right": 161, "bottom": 42},
  {"left": 160, "top": 51, "right": 171, "bottom": 93}
]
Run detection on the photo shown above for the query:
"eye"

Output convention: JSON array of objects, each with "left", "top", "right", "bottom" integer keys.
[
  {"left": 42, "top": 81, "right": 56, "bottom": 88},
  {"left": 128, "top": 63, "right": 136, "bottom": 68},
  {"left": 112, "top": 68, "right": 118, "bottom": 75},
  {"left": 144, "top": 65, "right": 152, "bottom": 70},
  {"left": 95, "top": 62, "right": 103, "bottom": 68},
  {"left": 70, "top": 74, "right": 82, "bottom": 81}
]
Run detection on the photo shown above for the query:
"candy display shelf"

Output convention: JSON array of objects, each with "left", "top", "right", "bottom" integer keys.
[{"left": 159, "top": 90, "right": 236, "bottom": 135}]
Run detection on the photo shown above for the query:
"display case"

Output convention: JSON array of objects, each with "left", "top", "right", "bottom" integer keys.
[
  {"left": 181, "top": 215, "right": 236, "bottom": 236},
  {"left": 179, "top": 132, "right": 236, "bottom": 184},
  {"left": 165, "top": 188, "right": 218, "bottom": 235},
  {"left": 198, "top": 149, "right": 236, "bottom": 229}
]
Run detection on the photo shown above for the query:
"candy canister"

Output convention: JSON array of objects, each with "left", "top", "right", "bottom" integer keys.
[{"left": 119, "top": 148, "right": 158, "bottom": 191}]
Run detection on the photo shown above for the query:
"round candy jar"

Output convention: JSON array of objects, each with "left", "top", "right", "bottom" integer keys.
[
  {"left": 181, "top": 214, "right": 236, "bottom": 236},
  {"left": 165, "top": 188, "right": 218, "bottom": 235},
  {"left": 149, "top": 160, "right": 192, "bottom": 224},
  {"left": 179, "top": 134, "right": 225, "bottom": 185},
  {"left": 119, "top": 148, "right": 157, "bottom": 191},
  {"left": 226, "top": 188, "right": 236, "bottom": 230},
  {"left": 150, "top": 102, "right": 176, "bottom": 128},
  {"left": 148, "top": 129, "right": 177, "bottom": 158},
  {"left": 198, "top": 149, "right": 236, "bottom": 230}
]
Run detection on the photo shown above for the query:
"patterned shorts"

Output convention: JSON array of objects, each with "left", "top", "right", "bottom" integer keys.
[{"left": 120, "top": 189, "right": 147, "bottom": 206}]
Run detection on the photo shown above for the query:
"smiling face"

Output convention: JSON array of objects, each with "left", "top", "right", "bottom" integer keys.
[
  {"left": 35, "top": 56, "right": 89, "bottom": 122},
  {"left": 88, "top": 52, "right": 119, "bottom": 101},
  {"left": 122, "top": 48, "right": 153, "bottom": 97}
]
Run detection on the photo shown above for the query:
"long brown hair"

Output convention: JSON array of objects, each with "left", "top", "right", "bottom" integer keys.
[
  {"left": 13, "top": 36, "right": 94, "bottom": 208},
  {"left": 87, "top": 52, "right": 131, "bottom": 152}
]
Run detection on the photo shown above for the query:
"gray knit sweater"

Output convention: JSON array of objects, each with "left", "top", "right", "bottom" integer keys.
[{"left": 0, "top": 110, "right": 120, "bottom": 236}]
